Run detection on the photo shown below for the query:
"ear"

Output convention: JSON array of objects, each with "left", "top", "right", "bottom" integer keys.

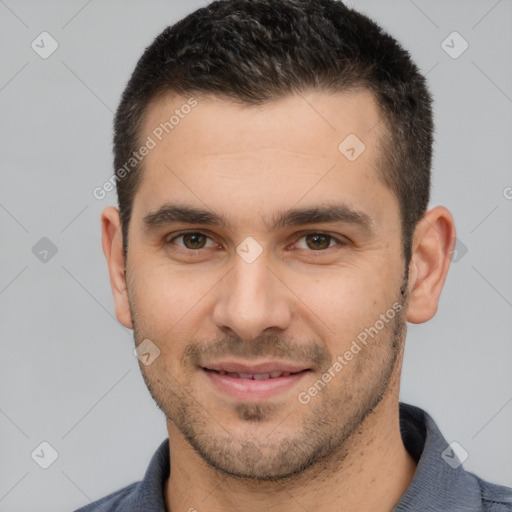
[
  {"left": 406, "top": 206, "right": 456, "bottom": 324},
  {"left": 101, "top": 206, "right": 133, "bottom": 329}
]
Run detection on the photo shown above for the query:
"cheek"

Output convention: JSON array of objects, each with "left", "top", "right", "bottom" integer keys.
[
  {"left": 291, "top": 264, "right": 399, "bottom": 348},
  {"left": 132, "top": 262, "right": 187, "bottom": 309},
  {"left": 129, "top": 263, "right": 217, "bottom": 340}
]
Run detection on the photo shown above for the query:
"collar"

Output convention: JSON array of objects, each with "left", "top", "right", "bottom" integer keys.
[
  {"left": 393, "top": 403, "right": 483, "bottom": 510},
  {"left": 127, "top": 402, "right": 510, "bottom": 511}
]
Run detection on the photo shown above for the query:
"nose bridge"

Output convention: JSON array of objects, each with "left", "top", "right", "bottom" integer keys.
[
  {"left": 232, "top": 252, "right": 271, "bottom": 303},
  {"left": 212, "top": 248, "right": 291, "bottom": 339}
]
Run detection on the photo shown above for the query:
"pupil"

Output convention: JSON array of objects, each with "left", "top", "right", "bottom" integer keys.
[
  {"left": 185, "top": 233, "right": 205, "bottom": 249},
  {"left": 307, "top": 234, "right": 329, "bottom": 250}
]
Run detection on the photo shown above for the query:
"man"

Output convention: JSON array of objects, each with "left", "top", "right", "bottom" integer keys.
[{"left": 77, "top": 0, "right": 512, "bottom": 510}]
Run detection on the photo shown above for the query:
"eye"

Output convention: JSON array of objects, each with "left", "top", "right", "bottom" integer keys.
[
  {"left": 167, "top": 231, "right": 217, "bottom": 251},
  {"left": 293, "top": 232, "right": 346, "bottom": 251},
  {"left": 165, "top": 231, "right": 348, "bottom": 254}
]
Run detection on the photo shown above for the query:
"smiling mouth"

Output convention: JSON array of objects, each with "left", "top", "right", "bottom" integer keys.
[
  {"left": 203, "top": 368, "right": 308, "bottom": 380},
  {"left": 201, "top": 366, "right": 311, "bottom": 400}
]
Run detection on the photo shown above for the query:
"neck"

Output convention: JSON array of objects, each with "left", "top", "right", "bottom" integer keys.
[{"left": 164, "top": 391, "right": 417, "bottom": 512}]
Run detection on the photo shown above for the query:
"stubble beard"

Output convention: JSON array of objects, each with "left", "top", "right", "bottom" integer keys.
[{"left": 131, "top": 284, "right": 408, "bottom": 481}]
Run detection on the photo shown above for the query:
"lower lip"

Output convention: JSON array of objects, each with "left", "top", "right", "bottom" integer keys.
[{"left": 202, "top": 369, "right": 310, "bottom": 401}]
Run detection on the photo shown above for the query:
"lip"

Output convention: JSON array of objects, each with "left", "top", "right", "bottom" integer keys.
[
  {"left": 201, "top": 361, "right": 311, "bottom": 401},
  {"left": 203, "top": 361, "right": 310, "bottom": 374}
]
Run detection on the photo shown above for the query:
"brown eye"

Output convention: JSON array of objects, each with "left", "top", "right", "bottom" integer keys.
[
  {"left": 296, "top": 233, "right": 333, "bottom": 251},
  {"left": 291, "top": 232, "right": 348, "bottom": 253},
  {"left": 182, "top": 233, "right": 208, "bottom": 249},
  {"left": 304, "top": 233, "right": 332, "bottom": 250},
  {"left": 167, "top": 232, "right": 216, "bottom": 251}
]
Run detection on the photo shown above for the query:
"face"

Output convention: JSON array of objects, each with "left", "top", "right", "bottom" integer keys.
[{"left": 124, "top": 90, "right": 408, "bottom": 479}]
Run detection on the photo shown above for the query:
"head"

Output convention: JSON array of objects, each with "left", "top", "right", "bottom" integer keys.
[{"left": 102, "top": 0, "right": 455, "bottom": 480}]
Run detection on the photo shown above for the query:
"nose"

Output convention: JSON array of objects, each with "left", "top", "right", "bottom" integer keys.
[{"left": 212, "top": 251, "right": 293, "bottom": 341}]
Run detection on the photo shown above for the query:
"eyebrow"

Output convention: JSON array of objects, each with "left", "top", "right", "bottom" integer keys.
[{"left": 142, "top": 202, "right": 374, "bottom": 234}]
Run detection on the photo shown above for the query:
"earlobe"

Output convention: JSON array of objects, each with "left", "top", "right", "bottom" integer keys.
[
  {"left": 101, "top": 206, "right": 133, "bottom": 329},
  {"left": 406, "top": 206, "right": 456, "bottom": 324}
]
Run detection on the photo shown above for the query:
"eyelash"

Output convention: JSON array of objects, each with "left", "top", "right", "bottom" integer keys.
[{"left": 165, "top": 230, "right": 348, "bottom": 254}]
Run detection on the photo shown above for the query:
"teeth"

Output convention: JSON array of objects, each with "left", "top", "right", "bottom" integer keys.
[
  {"left": 212, "top": 369, "right": 300, "bottom": 379},
  {"left": 253, "top": 373, "right": 270, "bottom": 380}
]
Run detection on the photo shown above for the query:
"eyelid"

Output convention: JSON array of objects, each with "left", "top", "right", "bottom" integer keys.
[
  {"left": 288, "top": 233, "right": 350, "bottom": 254},
  {"left": 167, "top": 230, "right": 218, "bottom": 249},
  {"left": 290, "top": 230, "right": 350, "bottom": 246}
]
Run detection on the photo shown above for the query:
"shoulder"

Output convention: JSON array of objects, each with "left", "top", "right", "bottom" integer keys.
[
  {"left": 73, "top": 482, "right": 140, "bottom": 512},
  {"left": 73, "top": 438, "right": 169, "bottom": 512},
  {"left": 478, "top": 477, "right": 512, "bottom": 511}
]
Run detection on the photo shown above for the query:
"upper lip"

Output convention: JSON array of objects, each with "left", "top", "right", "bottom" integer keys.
[{"left": 202, "top": 361, "right": 311, "bottom": 374}]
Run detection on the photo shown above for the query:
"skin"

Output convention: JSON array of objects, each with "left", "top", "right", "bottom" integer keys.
[{"left": 102, "top": 89, "right": 455, "bottom": 512}]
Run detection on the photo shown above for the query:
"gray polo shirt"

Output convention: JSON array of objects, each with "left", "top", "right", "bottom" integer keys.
[{"left": 74, "top": 403, "right": 512, "bottom": 511}]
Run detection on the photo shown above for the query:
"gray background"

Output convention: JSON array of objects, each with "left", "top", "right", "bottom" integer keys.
[{"left": 1, "top": 0, "right": 511, "bottom": 510}]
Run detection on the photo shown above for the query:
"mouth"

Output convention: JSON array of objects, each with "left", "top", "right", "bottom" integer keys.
[
  {"left": 203, "top": 368, "right": 305, "bottom": 379},
  {"left": 201, "top": 362, "right": 311, "bottom": 401}
]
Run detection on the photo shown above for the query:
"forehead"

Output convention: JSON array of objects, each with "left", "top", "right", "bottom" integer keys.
[
  {"left": 132, "top": 89, "right": 396, "bottom": 233},
  {"left": 143, "top": 88, "right": 383, "bottom": 160}
]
